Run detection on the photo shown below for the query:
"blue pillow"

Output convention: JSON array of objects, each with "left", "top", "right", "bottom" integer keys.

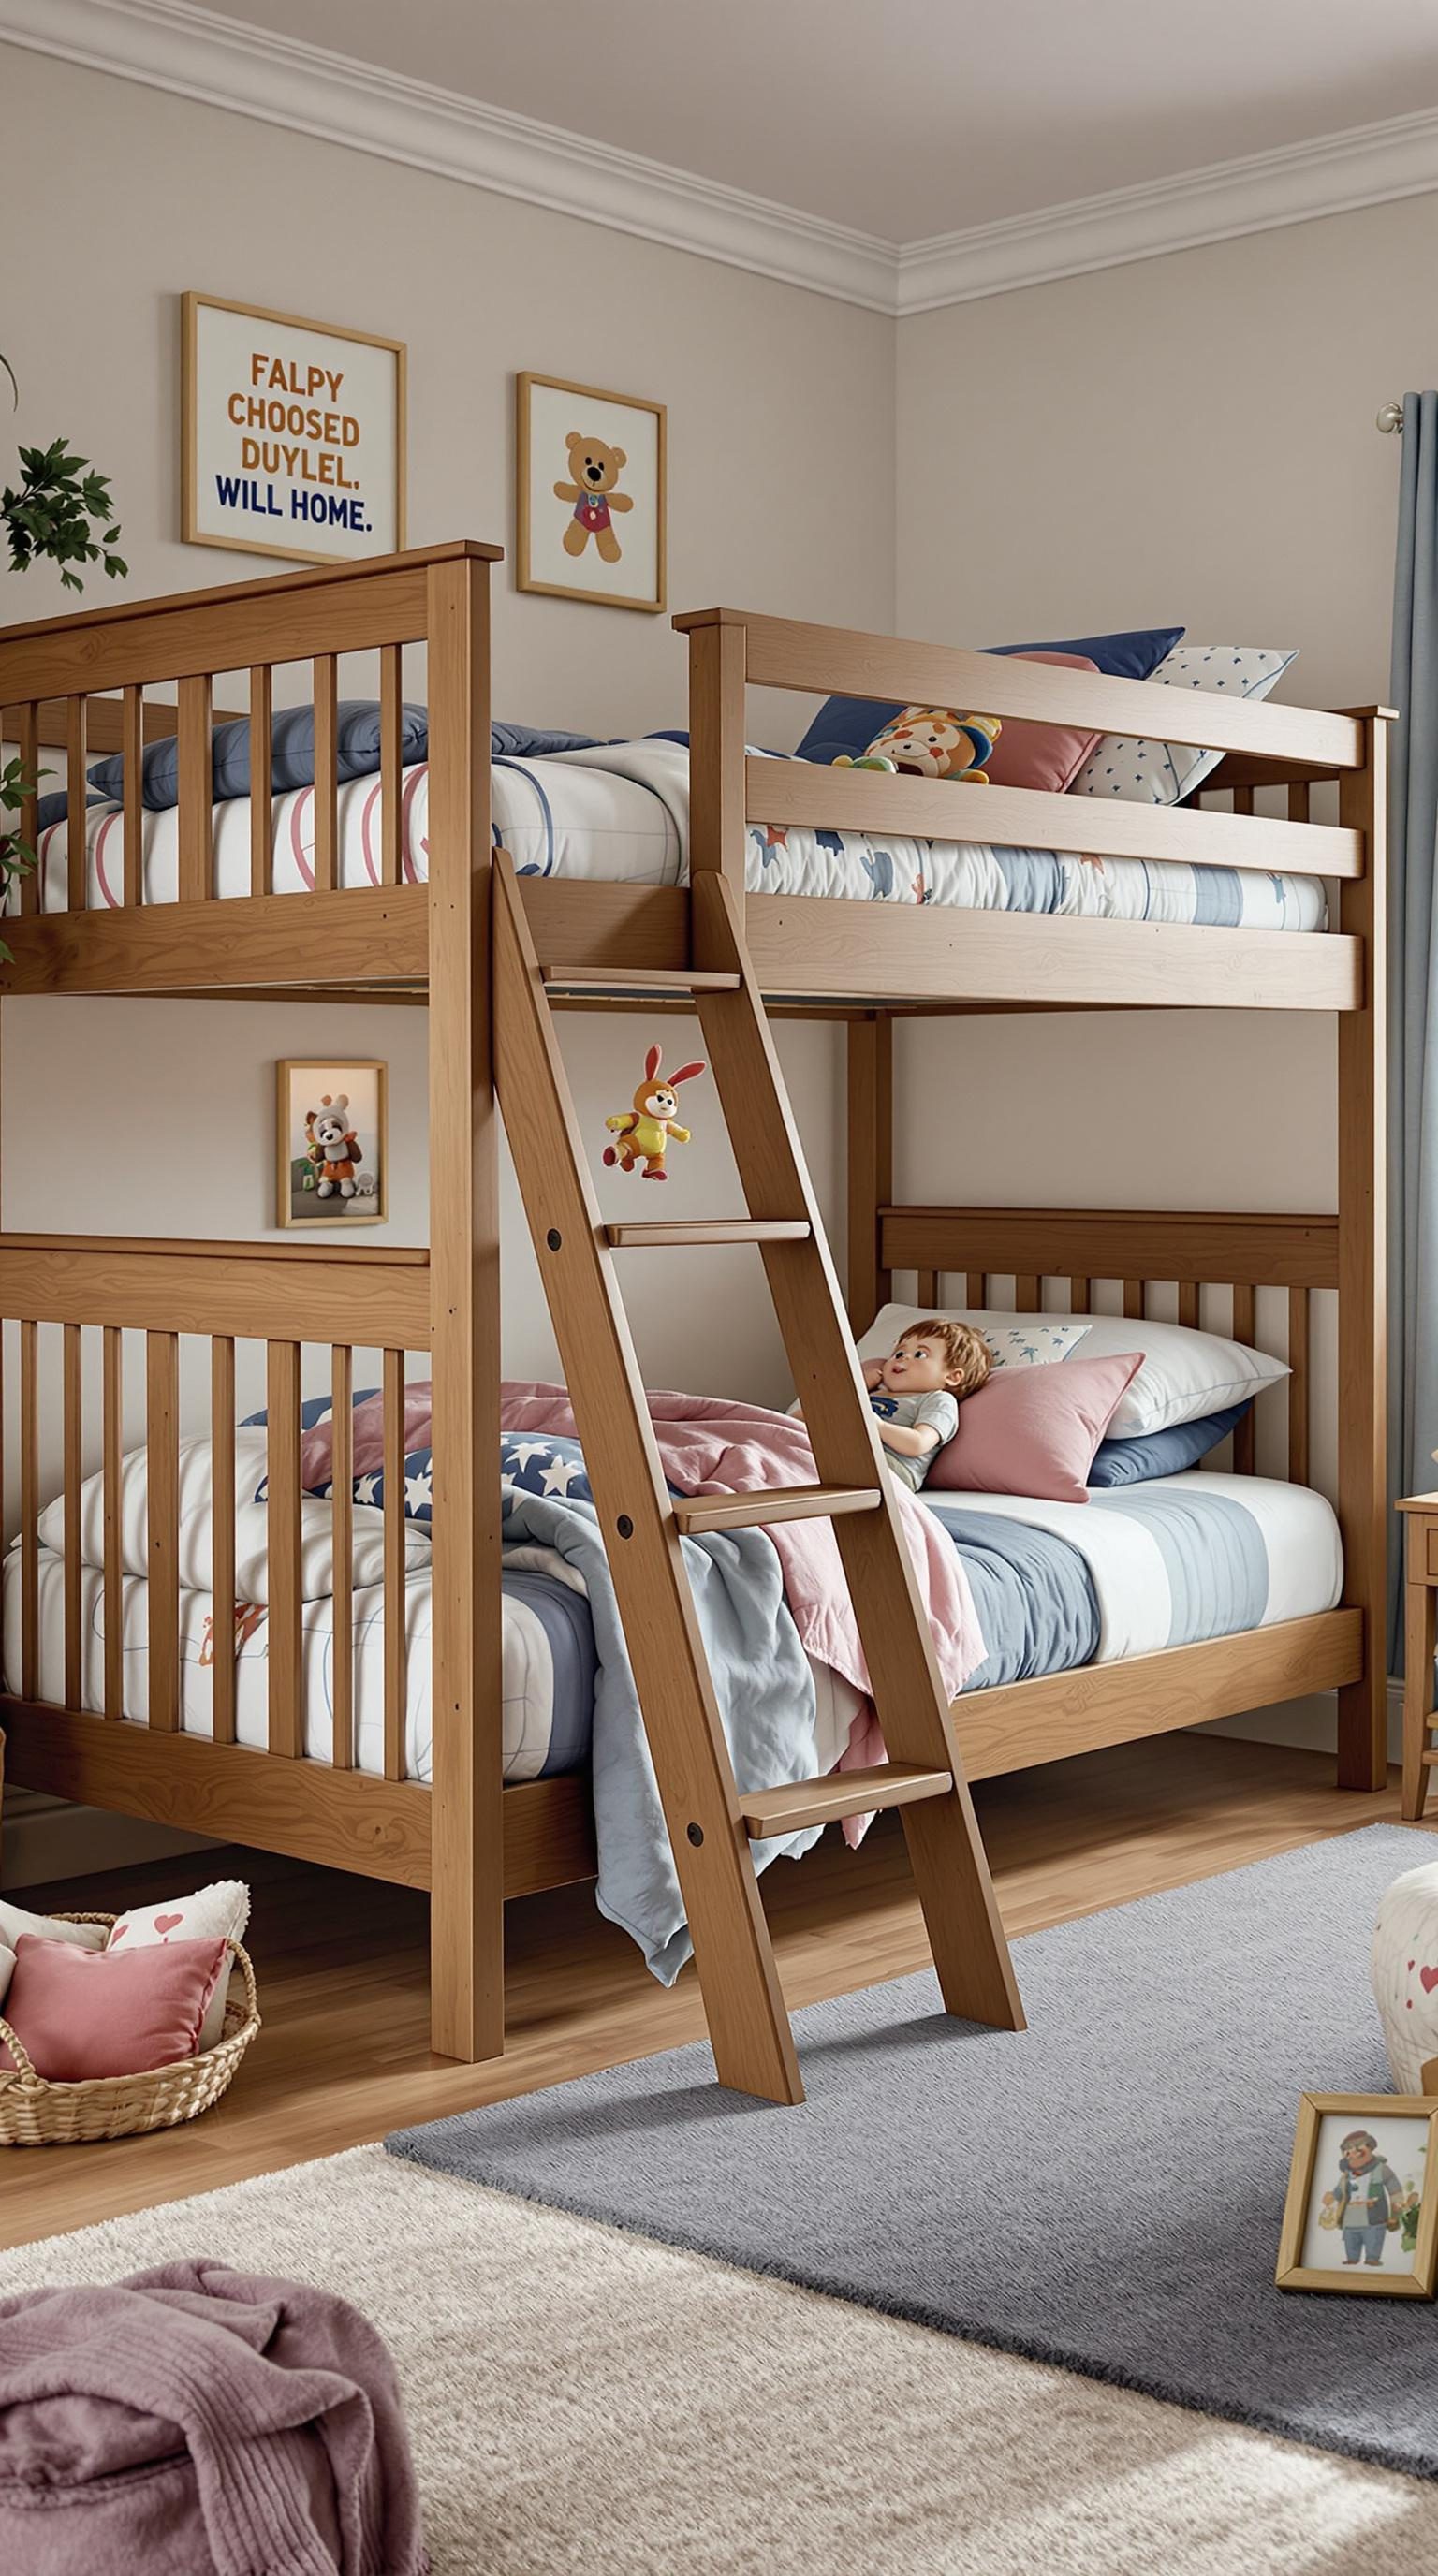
[
  {"left": 1086, "top": 1399, "right": 1252, "bottom": 1489},
  {"left": 86, "top": 710, "right": 601, "bottom": 813},
  {"left": 792, "top": 626, "right": 1185, "bottom": 767}
]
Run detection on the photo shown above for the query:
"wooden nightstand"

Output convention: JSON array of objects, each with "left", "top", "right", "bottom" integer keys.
[{"left": 1398, "top": 1493, "right": 1438, "bottom": 1818}]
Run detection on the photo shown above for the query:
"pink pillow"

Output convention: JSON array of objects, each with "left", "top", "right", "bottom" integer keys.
[
  {"left": 929, "top": 1351, "right": 1143, "bottom": 1503},
  {"left": 983, "top": 651, "right": 1103, "bottom": 795},
  {"left": 1, "top": 1932, "right": 228, "bottom": 2081}
]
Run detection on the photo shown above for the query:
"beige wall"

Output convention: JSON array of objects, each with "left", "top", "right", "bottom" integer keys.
[
  {"left": 0, "top": 45, "right": 892, "bottom": 1405},
  {"left": 892, "top": 198, "right": 1423, "bottom": 1294}
]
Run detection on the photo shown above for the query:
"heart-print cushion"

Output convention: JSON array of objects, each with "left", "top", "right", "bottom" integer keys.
[{"left": 106, "top": 1880, "right": 250, "bottom": 2051}]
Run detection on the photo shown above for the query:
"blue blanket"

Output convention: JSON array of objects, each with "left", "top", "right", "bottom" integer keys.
[{"left": 502, "top": 1433, "right": 828, "bottom": 1983}]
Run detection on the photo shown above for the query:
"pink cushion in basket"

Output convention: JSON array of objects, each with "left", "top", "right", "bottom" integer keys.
[
  {"left": 982, "top": 651, "right": 1103, "bottom": 795},
  {"left": 0, "top": 1931, "right": 229, "bottom": 2082},
  {"left": 929, "top": 1350, "right": 1143, "bottom": 1503}
]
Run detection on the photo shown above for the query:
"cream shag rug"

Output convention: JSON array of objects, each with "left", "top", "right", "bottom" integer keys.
[{"left": 1, "top": 2145, "right": 1434, "bottom": 2574}]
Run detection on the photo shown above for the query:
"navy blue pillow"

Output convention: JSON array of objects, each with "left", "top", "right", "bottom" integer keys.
[
  {"left": 1086, "top": 1399, "right": 1252, "bottom": 1489},
  {"left": 85, "top": 709, "right": 601, "bottom": 814},
  {"left": 792, "top": 626, "right": 1185, "bottom": 767}
]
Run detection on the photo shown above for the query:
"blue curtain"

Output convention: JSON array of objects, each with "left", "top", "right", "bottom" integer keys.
[{"left": 1389, "top": 391, "right": 1438, "bottom": 1665}]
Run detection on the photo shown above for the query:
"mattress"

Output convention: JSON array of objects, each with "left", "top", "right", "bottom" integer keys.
[
  {"left": 14, "top": 736, "right": 1328, "bottom": 934},
  {"left": 927, "top": 1468, "right": 1344, "bottom": 1675},
  {"left": 3, "top": 1466, "right": 1343, "bottom": 1791}
]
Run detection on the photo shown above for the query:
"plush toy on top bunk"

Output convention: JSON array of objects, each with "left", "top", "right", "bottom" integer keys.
[
  {"left": 603, "top": 1045, "right": 706, "bottom": 1181},
  {"left": 834, "top": 703, "right": 1002, "bottom": 783}
]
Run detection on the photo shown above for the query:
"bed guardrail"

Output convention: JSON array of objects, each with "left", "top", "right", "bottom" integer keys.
[{"left": 0, "top": 1235, "right": 430, "bottom": 1793}]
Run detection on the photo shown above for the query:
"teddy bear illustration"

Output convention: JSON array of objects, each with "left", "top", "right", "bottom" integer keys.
[
  {"left": 554, "top": 431, "right": 634, "bottom": 564},
  {"left": 837, "top": 704, "right": 1001, "bottom": 783},
  {"left": 304, "top": 1092, "right": 361, "bottom": 1199},
  {"left": 603, "top": 1045, "right": 705, "bottom": 1180}
]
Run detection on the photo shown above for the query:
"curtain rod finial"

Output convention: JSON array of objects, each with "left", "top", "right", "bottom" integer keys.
[{"left": 1378, "top": 401, "right": 1405, "bottom": 434}]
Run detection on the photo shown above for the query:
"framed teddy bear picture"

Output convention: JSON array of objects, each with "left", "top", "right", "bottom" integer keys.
[
  {"left": 276, "top": 1060, "right": 388, "bottom": 1229},
  {"left": 516, "top": 373, "right": 666, "bottom": 614}
]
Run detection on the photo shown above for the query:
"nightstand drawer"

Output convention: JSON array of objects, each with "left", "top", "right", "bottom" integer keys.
[{"left": 1425, "top": 1528, "right": 1438, "bottom": 1582}]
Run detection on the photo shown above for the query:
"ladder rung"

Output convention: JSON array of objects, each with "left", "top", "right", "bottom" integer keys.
[
  {"left": 605, "top": 1219, "right": 811, "bottom": 1249},
  {"left": 542, "top": 963, "right": 741, "bottom": 993},
  {"left": 673, "top": 1484, "right": 881, "bottom": 1536},
  {"left": 741, "top": 1763, "right": 954, "bottom": 1839}
]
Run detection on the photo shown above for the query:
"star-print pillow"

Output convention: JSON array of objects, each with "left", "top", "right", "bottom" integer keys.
[{"left": 1067, "top": 645, "right": 1297, "bottom": 807}]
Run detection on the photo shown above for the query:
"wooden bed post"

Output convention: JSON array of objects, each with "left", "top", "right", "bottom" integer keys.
[
  {"left": 1336, "top": 710, "right": 1392, "bottom": 1791},
  {"left": 685, "top": 614, "right": 748, "bottom": 897},
  {"left": 426, "top": 553, "right": 506, "bottom": 2059},
  {"left": 846, "top": 1014, "right": 892, "bottom": 1328}
]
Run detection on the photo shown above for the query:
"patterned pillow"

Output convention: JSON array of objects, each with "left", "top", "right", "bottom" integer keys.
[
  {"left": 857, "top": 1309, "right": 1090, "bottom": 1373},
  {"left": 1067, "top": 645, "right": 1297, "bottom": 807}
]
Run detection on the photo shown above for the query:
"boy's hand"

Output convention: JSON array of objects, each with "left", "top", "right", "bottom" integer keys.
[{"left": 861, "top": 1357, "right": 885, "bottom": 1390}]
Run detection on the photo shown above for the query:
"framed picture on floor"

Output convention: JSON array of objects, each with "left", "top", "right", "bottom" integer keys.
[
  {"left": 183, "top": 292, "right": 406, "bottom": 566},
  {"left": 1276, "top": 2093, "right": 1438, "bottom": 2296},
  {"left": 276, "top": 1060, "right": 388, "bottom": 1229},
  {"left": 516, "top": 373, "right": 666, "bottom": 613}
]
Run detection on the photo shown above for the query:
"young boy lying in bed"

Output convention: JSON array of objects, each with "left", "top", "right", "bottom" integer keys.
[
  {"left": 860, "top": 1319, "right": 990, "bottom": 1491},
  {"left": 796, "top": 1318, "right": 991, "bottom": 1493}
]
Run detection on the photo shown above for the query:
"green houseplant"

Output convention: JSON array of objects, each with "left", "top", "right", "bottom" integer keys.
[{"left": 1, "top": 349, "right": 127, "bottom": 944}]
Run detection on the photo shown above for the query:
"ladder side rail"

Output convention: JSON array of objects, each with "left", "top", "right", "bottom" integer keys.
[
  {"left": 492, "top": 856, "right": 803, "bottom": 2103},
  {"left": 690, "top": 872, "right": 1024, "bottom": 2032}
]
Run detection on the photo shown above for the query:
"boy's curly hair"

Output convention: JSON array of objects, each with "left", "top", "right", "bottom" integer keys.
[{"left": 902, "top": 1318, "right": 992, "bottom": 1400}]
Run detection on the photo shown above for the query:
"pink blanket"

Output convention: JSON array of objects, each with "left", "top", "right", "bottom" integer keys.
[{"left": 308, "top": 1378, "right": 986, "bottom": 1793}]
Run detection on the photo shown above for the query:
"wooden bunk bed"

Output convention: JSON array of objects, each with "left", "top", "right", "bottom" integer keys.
[{"left": 0, "top": 542, "right": 1388, "bottom": 2103}]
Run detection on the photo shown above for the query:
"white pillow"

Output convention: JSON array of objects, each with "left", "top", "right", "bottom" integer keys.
[
  {"left": 858, "top": 1302, "right": 1287, "bottom": 1440},
  {"left": 0, "top": 1896, "right": 107, "bottom": 1954},
  {"left": 1068, "top": 645, "right": 1298, "bottom": 807},
  {"left": 0, "top": 1942, "right": 15, "bottom": 2009},
  {"left": 107, "top": 1880, "right": 251, "bottom": 2051}
]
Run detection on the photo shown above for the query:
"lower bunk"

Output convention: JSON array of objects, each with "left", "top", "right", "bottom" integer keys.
[{"left": 1, "top": 1389, "right": 1362, "bottom": 1989}]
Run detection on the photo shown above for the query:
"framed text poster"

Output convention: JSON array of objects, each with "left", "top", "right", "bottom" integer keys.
[{"left": 183, "top": 292, "right": 406, "bottom": 566}]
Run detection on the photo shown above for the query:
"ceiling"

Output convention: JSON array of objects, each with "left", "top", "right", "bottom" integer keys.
[{"left": 188, "top": 0, "right": 1438, "bottom": 242}]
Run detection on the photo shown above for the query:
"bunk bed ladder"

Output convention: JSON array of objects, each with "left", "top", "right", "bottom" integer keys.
[{"left": 492, "top": 853, "right": 1023, "bottom": 2103}]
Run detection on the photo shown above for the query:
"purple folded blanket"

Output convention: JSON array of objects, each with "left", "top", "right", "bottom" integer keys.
[{"left": 0, "top": 2259, "right": 428, "bottom": 2574}]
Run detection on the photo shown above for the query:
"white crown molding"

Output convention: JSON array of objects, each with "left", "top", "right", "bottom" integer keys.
[
  {"left": 898, "top": 106, "right": 1438, "bottom": 313},
  {"left": 6, "top": 0, "right": 1438, "bottom": 318},
  {"left": 0, "top": 0, "right": 896, "bottom": 311}
]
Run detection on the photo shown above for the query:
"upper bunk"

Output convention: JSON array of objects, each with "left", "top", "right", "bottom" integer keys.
[{"left": 0, "top": 541, "right": 1387, "bottom": 1016}]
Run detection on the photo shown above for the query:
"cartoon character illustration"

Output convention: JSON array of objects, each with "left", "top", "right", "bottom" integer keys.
[
  {"left": 837, "top": 704, "right": 1002, "bottom": 783},
  {"left": 1324, "top": 2130, "right": 1410, "bottom": 2268},
  {"left": 603, "top": 1044, "right": 705, "bottom": 1181},
  {"left": 305, "top": 1092, "right": 361, "bottom": 1199},
  {"left": 553, "top": 432, "right": 634, "bottom": 564}
]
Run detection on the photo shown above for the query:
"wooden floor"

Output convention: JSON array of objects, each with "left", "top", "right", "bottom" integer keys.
[{"left": 0, "top": 1734, "right": 1422, "bottom": 2251}]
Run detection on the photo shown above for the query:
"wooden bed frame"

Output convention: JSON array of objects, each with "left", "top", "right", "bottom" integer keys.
[{"left": 0, "top": 542, "right": 1389, "bottom": 2073}]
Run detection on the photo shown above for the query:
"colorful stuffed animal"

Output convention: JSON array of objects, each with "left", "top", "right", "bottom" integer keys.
[
  {"left": 304, "top": 1092, "right": 361, "bottom": 1200},
  {"left": 554, "top": 432, "right": 634, "bottom": 565},
  {"left": 603, "top": 1045, "right": 705, "bottom": 1181},
  {"left": 837, "top": 704, "right": 1002, "bottom": 783}
]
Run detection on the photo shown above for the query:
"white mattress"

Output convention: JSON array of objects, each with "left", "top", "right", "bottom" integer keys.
[{"left": 15, "top": 737, "right": 1328, "bottom": 933}]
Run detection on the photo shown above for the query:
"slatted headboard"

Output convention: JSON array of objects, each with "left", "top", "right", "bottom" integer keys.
[{"left": 873, "top": 1205, "right": 1335, "bottom": 1488}]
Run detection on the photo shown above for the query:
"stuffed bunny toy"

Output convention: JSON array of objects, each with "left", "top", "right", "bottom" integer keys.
[{"left": 603, "top": 1045, "right": 705, "bottom": 1180}]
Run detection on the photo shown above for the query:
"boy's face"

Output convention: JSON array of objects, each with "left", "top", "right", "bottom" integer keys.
[
  {"left": 1346, "top": 2139, "right": 1376, "bottom": 2173},
  {"left": 881, "top": 1334, "right": 951, "bottom": 1396}
]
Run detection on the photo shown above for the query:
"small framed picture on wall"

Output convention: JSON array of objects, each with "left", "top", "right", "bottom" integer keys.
[
  {"left": 276, "top": 1060, "right": 388, "bottom": 1229},
  {"left": 516, "top": 373, "right": 666, "bottom": 613}
]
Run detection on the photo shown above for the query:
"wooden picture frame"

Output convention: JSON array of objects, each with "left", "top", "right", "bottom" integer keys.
[
  {"left": 276, "top": 1060, "right": 389, "bottom": 1230},
  {"left": 1276, "top": 2094, "right": 1438, "bottom": 2297},
  {"left": 516, "top": 373, "right": 666, "bottom": 613},
  {"left": 183, "top": 292, "right": 406, "bottom": 568}
]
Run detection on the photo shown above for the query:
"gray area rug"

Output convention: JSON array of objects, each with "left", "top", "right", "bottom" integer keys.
[{"left": 389, "top": 1823, "right": 1438, "bottom": 2482}]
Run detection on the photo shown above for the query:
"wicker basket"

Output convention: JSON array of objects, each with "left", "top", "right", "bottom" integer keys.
[{"left": 0, "top": 1915, "right": 260, "bottom": 2146}]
